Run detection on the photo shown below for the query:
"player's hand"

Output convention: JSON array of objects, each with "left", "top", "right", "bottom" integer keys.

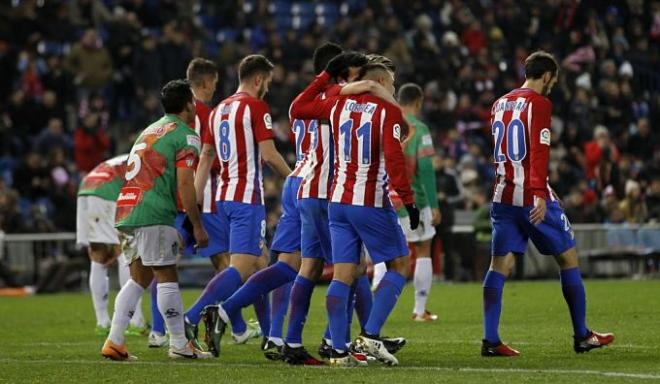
[
  {"left": 325, "top": 52, "right": 367, "bottom": 78},
  {"left": 529, "top": 196, "right": 547, "bottom": 225},
  {"left": 431, "top": 208, "right": 441, "bottom": 226},
  {"left": 193, "top": 224, "right": 209, "bottom": 249},
  {"left": 405, "top": 203, "right": 420, "bottom": 230}
]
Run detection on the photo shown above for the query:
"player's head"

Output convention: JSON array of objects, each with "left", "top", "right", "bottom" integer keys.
[
  {"left": 161, "top": 79, "right": 194, "bottom": 120},
  {"left": 357, "top": 63, "right": 395, "bottom": 96},
  {"left": 366, "top": 54, "right": 396, "bottom": 78},
  {"left": 313, "top": 42, "right": 343, "bottom": 75},
  {"left": 524, "top": 51, "right": 559, "bottom": 95},
  {"left": 398, "top": 83, "right": 423, "bottom": 111},
  {"left": 238, "top": 54, "right": 275, "bottom": 99},
  {"left": 186, "top": 58, "right": 218, "bottom": 103}
]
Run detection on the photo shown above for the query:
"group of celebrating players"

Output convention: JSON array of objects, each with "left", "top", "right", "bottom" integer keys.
[{"left": 75, "top": 42, "right": 614, "bottom": 368}]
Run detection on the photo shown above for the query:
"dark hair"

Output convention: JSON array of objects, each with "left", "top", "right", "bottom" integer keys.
[
  {"left": 160, "top": 79, "right": 193, "bottom": 114},
  {"left": 186, "top": 58, "right": 218, "bottom": 86},
  {"left": 524, "top": 51, "right": 558, "bottom": 79},
  {"left": 356, "top": 63, "right": 391, "bottom": 81},
  {"left": 366, "top": 54, "right": 396, "bottom": 74},
  {"left": 238, "top": 54, "right": 275, "bottom": 82},
  {"left": 313, "top": 42, "right": 343, "bottom": 74},
  {"left": 398, "top": 83, "right": 423, "bottom": 105}
]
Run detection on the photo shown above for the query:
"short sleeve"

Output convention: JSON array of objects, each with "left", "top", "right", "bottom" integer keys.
[
  {"left": 175, "top": 130, "right": 201, "bottom": 169},
  {"left": 250, "top": 100, "right": 274, "bottom": 143}
]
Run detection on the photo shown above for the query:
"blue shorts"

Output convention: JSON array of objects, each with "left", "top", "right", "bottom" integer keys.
[
  {"left": 300, "top": 198, "right": 332, "bottom": 262},
  {"left": 328, "top": 203, "right": 408, "bottom": 265},
  {"left": 271, "top": 176, "right": 302, "bottom": 254},
  {"left": 215, "top": 201, "right": 266, "bottom": 256},
  {"left": 491, "top": 201, "right": 576, "bottom": 257},
  {"left": 175, "top": 212, "right": 232, "bottom": 258}
]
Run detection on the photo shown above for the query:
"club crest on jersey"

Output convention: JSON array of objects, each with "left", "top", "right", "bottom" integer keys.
[
  {"left": 146, "top": 122, "right": 176, "bottom": 137},
  {"left": 116, "top": 187, "right": 142, "bottom": 207},
  {"left": 186, "top": 134, "right": 201, "bottom": 152},
  {"left": 393, "top": 124, "right": 401, "bottom": 141},
  {"left": 263, "top": 113, "right": 273, "bottom": 130},
  {"left": 540, "top": 128, "right": 551, "bottom": 145}
]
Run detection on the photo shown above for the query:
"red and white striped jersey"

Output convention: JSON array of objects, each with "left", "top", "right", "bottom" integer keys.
[
  {"left": 205, "top": 92, "right": 274, "bottom": 205},
  {"left": 193, "top": 99, "right": 220, "bottom": 213},
  {"left": 290, "top": 72, "right": 414, "bottom": 208},
  {"left": 490, "top": 88, "right": 556, "bottom": 207},
  {"left": 291, "top": 84, "right": 342, "bottom": 199}
]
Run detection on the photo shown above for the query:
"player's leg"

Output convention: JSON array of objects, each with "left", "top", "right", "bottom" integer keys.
[
  {"left": 102, "top": 247, "right": 152, "bottom": 361},
  {"left": 147, "top": 278, "right": 168, "bottom": 347},
  {"left": 528, "top": 202, "right": 614, "bottom": 353},
  {"left": 481, "top": 203, "right": 527, "bottom": 357},
  {"left": 353, "top": 254, "right": 372, "bottom": 331},
  {"left": 116, "top": 243, "right": 146, "bottom": 335},
  {"left": 88, "top": 243, "right": 112, "bottom": 334},
  {"left": 210, "top": 252, "right": 230, "bottom": 273},
  {"left": 371, "top": 262, "right": 386, "bottom": 290},
  {"left": 412, "top": 239, "right": 436, "bottom": 321},
  {"left": 355, "top": 206, "right": 410, "bottom": 366},
  {"left": 202, "top": 202, "right": 267, "bottom": 357}
]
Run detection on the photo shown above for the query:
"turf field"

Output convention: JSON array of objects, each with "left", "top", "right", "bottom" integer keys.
[{"left": 1, "top": 280, "right": 659, "bottom": 383}]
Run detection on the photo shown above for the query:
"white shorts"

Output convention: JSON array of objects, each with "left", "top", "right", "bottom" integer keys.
[
  {"left": 399, "top": 206, "right": 436, "bottom": 243},
  {"left": 76, "top": 195, "right": 120, "bottom": 246},
  {"left": 121, "top": 225, "right": 181, "bottom": 267}
]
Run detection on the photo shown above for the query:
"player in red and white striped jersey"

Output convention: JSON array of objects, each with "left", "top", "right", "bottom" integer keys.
[
  {"left": 482, "top": 51, "right": 613, "bottom": 357},
  {"left": 291, "top": 56, "right": 419, "bottom": 367},
  {"left": 180, "top": 55, "right": 292, "bottom": 357}
]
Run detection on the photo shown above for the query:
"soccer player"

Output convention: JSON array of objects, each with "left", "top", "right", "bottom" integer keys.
[
  {"left": 481, "top": 51, "right": 614, "bottom": 357},
  {"left": 101, "top": 79, "right": 210, "bottom": 360},
  {"left": 181, "top": 54, "right": 291, "bottom": 357},
  {"left": 77, "top": 154, "right": 147, "bottom": 336},
  {"left": 290, "top": 57, "right": 419, "bottom": 367},
  {"left": 389, "top": 83, "right": 441, "bottom": 322}
]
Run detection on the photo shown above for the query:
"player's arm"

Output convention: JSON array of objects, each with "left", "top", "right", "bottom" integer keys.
[
  {"left": 259, "top": 140, "right": 291, "bottom": 178},
  {"left": 383, "top": 107, "right": 418, "bottom": 229},
  {"left": 290, "top": 72, "right": 336, "bottom": 120},
  {"left": 340, "top": 80, "right": 397, "bottom": 104},
  {"left": 177, "top": 146, "right": 208, "bottom": 247},
  {"left": 529, "top": 97, "right": 552, "bottom": 225},
  {"left": 253, "top": 101, "right": 292, "bottom": 179},
  {"left": 194, "top": 143, "right": 215, "bottom": 203},
  {"left": 416, "top": 132, "right": 441, "bottom": 224}
]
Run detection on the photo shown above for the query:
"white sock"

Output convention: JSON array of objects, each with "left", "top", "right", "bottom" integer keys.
[
  {"left": 268, "top": 337, "right": 283, "bottom": 346},
  {"left": 217, "top": 304, "right": 230, "bottom": 323},
  {"left": 413, "top": 258, "right": 433, "bottom": 316},
  {"left": 372, "top": 262, "right": 387, "bottom": 290},
  {"left": 89, "top": 261, "right": 110, "bottom": 327},
  {"left": 157, "top": 282, "right": 187, "bottom": 349},
  {"left": 108, "top": 279, "right": 144, "bottom": 345},
  {"left": 118, "top": 259, "right": 145, "bottom": 328}
]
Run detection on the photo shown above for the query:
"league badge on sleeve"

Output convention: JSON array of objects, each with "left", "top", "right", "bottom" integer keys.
[
  {"left": 540, "top": 128, "right": 551, "bottom": 146},
  {"left": 264, "top": 113, "right": 273, "bottom": 130},
  {"left": 393, "top": 124, "right": 401, "bottom": 141}
]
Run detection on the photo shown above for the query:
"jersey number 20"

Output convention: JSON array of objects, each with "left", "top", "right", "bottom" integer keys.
[{"left": 492, "top": 119, "right": 527, "bottom": 163}]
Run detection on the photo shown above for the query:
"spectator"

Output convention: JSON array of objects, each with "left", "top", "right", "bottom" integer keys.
[
  {"left": 584, "top": 125, "right": 620, "bottom": 189},
  {"left": 73, "top": 112, "right": 110, "bottom": 174},
  {"left": 34, "top": 118, "right": 71, "bottom": 157},
  {"left": 471, "top": 187, "right": 491, "bottom": 281},
  {"left": 646, "top": 176, "right": 660, "bottom": 223},
  {"left": 619, "top": 180, "right": 648, "bottom": 224},
  {"left": 68, "top": 0, "right": 112, "bottom": 29},
  {"left": 627, "top": 118, "right": 657, "bottom": 161},
  {"left": 64, "top": 29, "right": 113, "bottom": 98},
  {"left": 12, "top": 152, "right": 50, "bottom": 201},
  {"left": 133, "top": 32, "right": 162, "bottom": 97}
]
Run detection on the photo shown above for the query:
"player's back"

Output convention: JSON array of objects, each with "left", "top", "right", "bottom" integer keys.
[
  {"left": 294, "top": 83, "right": 342, "bottom": 199},
  {"left": 329, "top": 93, "right": 402, "bottom": 208},
  {"left": 208, "top": 92, "right": 273, "bottom": 205},
  {"left": 490, "top": 88, "right": 554, "bottom": 207},
  {"left": 79, "top": 154, "right": 128, "bottom": 199}
]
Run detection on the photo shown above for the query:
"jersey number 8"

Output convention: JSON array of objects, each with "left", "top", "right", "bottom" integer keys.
[{"left": 218, "top": 120, "right": 231, "bottom": 161}]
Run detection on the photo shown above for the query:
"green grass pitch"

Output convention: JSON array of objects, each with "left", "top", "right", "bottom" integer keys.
[{"left": 1, "top": 280, "right": 659, "bottom": 383}]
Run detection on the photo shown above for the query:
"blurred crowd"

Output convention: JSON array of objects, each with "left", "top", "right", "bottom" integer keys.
[{"left": 0, "top": 0, "right": 658, "bottom": 235}]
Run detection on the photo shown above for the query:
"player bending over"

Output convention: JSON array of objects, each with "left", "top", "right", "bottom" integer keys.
[
  {"left": 101, "top": 79, "right": 210, "bottom": 360},
  {"left": 481, "top": 51, "right": 614, "bottom": 357},
  {"left": 77, "top": 154, "right": 148, "bottom": 336}
]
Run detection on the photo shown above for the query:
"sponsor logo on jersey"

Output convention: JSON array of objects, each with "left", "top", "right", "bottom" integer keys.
[
  {"left": 540, "top": 128, "right": 551, "bottom": 145},
  {"left": 116, "top": 187, "right": 143, "bottom": 207},
  {"left": 393, "top": 124, "right": 401, "bottom": 141},
  {"left": 422, "top": 134, "right": 433, "bottom": 146},
  {"left": 186, "top": 134, "right": 201, "bottom": 152},
  {"left": 263, "top": 113, "right": 273, "bottom": 130}
]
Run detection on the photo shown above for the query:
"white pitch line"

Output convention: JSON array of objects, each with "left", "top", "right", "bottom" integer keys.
[{"left": 0, "top": 359, "right": 659, "bottom": 380}]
